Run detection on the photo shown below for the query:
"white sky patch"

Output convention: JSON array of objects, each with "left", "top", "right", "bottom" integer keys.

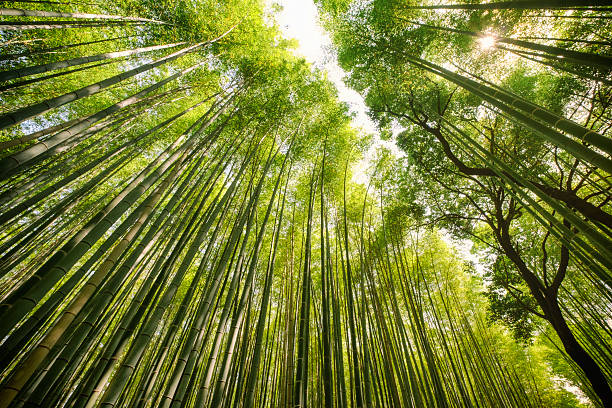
[
  {"left": 440, "top": 229, "right": 486, "bottom": 276},
  {"left": 270, "top": 0, "right": 403, "bottom": 185},
  {"left": 273, "top": 0, "right": 377, "bottom": 134}
]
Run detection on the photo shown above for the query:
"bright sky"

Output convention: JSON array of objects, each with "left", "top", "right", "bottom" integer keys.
[
  {"left": 273, "top": 0, "right": 378, "bottom": 134},
  {"left": 270, "top": 0, "right": 402, "bottom": 184}
]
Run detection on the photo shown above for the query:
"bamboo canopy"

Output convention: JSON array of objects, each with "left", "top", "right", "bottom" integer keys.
[{"left": 0, "top": 0, "right": 611, "bottom": 407}]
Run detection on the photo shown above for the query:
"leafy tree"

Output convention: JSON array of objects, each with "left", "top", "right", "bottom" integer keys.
[{"left": 318, "top": 0, "right": 612, "bottom": 404}]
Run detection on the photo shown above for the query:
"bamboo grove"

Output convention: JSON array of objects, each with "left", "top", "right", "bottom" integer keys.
[{"left": 0, "top": 0, "right": 610, "bottom": 407}]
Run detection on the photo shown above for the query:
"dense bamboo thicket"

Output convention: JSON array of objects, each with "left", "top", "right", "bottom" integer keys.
[{"left": 0, "top": 0, "right": 610, "bottom": 407}]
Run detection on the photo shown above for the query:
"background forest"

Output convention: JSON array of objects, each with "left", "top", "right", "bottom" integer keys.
[{"left": 0, "top": 0, "right": 610, "bottom": 407}]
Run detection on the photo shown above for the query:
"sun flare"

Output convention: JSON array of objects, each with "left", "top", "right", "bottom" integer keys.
[{"left": 478, "top": 34, "right": 497, "bottom": 50}]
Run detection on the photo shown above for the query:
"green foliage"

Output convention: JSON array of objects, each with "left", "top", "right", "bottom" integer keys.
[
  {"left": 0, "top": 0, "right": 610, "bottom": 407},
  {"left": 318, "top": 0, "right": 612, "bottom": 405}
]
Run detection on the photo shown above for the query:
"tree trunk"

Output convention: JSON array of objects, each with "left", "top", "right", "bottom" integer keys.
[{"left": 544, "top": 297, "right": 612, "bottom": 406}]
